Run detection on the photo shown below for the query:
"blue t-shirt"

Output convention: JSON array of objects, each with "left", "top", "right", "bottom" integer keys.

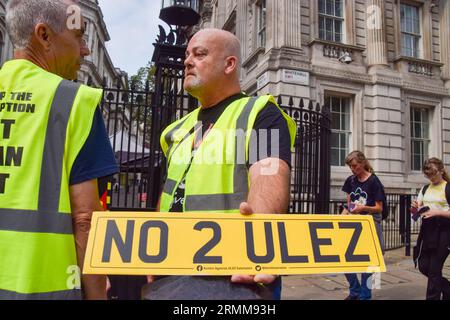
[
  {"left": 69, "top": 108, "right": 118, "bottom": 185},
  {"left": 342, "top": 174, "right": 385, "bottom": 216}
]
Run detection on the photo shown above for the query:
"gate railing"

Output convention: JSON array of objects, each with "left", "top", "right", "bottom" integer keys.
[
  {"left": 101, "top": 91, "right": 332, "bottom": 215},
  {"left": 280, "top": 96, "right": 331, "bottom": 215},
  {"left": 330, "top": 194, "right": 415, "bottom": 254},
  {"left": 99, "top": 78, "right": 197, "bottom": 211}
]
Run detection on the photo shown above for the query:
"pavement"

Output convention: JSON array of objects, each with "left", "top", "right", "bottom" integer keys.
[{"left": 282, "top": 246, "right": 450, "bottom": 300}]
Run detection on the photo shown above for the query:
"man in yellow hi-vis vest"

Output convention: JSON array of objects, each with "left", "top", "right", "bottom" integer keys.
[
  {"left": 0, "top": 0, "right": 118, "bottom": 299},
  {"left": 147, "top": 29, "right": 297, "bottom": 299}
]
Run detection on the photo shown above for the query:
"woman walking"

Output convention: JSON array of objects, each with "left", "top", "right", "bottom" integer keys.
[
  {"left": 412, "top": 158, "right": 450, "bottom": 300},
  {"left": 342, "top": 151, "right": 385, "bottom": 300}
]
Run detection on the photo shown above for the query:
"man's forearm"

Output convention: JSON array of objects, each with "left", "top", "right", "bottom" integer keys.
[
  {"left": 247, "top": 158, "right": 291, "bottom": 214},
  {"left": 73, "top": 209, "right": 107, "bottom": 300},
  {"left": 70, "top": 180, "right": 107, "bottom": 300}
]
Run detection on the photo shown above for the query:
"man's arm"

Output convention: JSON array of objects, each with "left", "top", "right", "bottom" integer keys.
[
  {"left": 241, "top": 157, "right": 291, "bottom": 214},
  {"left": 69, "top": 179, "right": 107, "bottom": 300},
  {"left": 233, "top": 157, "right": 291, "bottom": 285}
]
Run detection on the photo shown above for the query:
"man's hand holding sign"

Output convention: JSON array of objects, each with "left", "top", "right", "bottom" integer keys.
[{"left": 231, "top": 157, "right": 290, "bottom": 286}]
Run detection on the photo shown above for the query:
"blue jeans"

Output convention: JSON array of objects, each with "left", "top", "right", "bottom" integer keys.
[
  {"left": 269, "top": 276, "right": 282, "bottom": 300},
  {"left": 345, "top": 273, "right": 373, "bottom": 300}
]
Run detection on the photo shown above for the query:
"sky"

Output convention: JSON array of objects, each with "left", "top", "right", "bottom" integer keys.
[{"left": 97, "top": 0, "right": 162, "bottom": 77}]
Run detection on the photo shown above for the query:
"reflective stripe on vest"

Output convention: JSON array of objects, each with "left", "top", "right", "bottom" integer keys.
[
  {"left": 0, "top": 288, "right": 82, "bottom": 300},
  {"left": 0, "top": 79, "right": 80, "bottom": 234},
  {"left": 162, "top": 97, "right": 257, "bottom": 211},
  {"left": 164, "top": 116, "right": 191, "bottom": 162}
]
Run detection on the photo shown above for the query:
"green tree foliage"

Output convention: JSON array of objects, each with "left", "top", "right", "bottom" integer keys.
[
  {"left": 130, "top": 61, "right": 156, "bottom": 92},
  {"left": 126, "top": 61, "right": 156, "bottom": 144}
]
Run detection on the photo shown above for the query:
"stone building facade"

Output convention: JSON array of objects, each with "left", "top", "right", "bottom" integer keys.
[
  {"left": 0, "top": 0, "right": 125, "bottom": 88},
  {"left": 200, "top": 0, "right": 450, "bottom": 197},
  {"left": 0, "top": 0, "right": 13, "bottom": 65},
  {"left": 76, "top": 0, "right": 127, "bottom": 87}
]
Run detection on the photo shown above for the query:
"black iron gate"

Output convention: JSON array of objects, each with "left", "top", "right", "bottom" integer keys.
[
  {"left": 101, "top": 91, "right": 332, "bottom": 214},
  {"left": 280, "top": 97, "right": 331, "bottom": 214}
]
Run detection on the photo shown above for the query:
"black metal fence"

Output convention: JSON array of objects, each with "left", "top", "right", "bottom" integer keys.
[
  {"left": 330, "top": 194, "right": 416, "bottom": 253},
  {"left": 99, "top": 80, "right": 196, "bottom": 211},
  {"left": 100, "top": 88, "right": 332, "bottom": 214},
  {"left": 280, "top": 97, "right": 331, "bottom": 215}
]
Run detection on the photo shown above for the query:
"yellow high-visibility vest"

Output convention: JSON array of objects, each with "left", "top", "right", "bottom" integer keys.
[
  {"left": 160, "top": 95, "right": 297, "bottom": 213},
  {"left": 0, "top": 59, "right": 102, "bottom": 299}
]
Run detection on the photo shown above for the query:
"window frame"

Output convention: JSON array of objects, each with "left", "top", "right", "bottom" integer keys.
[
  {"left": 327, "top": 95, "right": 352, "bottom": 167},
  {"left": 318, "top": 0, "right": 345, "bottom": 43},
  {"left": 256, "top": 0, "right": 267, "bottom": 48},
  {"left": 400, "top": 2, "right": 422, "bottom": 59},
  {"left": 410, "top": 105, "right": 430, "bottom": 172}
]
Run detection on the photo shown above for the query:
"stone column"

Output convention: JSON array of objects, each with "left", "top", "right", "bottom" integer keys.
[
  {"left": 283, "top": 0, "right": 302, "bottom": 48},
  {"left": 366, "top": 0, "right": 388, "bottom": 66},
  {"left": 236, "top": 0, "right": 248, "bottom": 60},
  {"left": 272, "top": 0, "right": 302, "bottom": 49},
  {"left": 441, "top": 0, "right": 450, "bottom": 85}
]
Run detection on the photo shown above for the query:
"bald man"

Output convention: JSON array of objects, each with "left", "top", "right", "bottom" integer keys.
[{"left": 153, "top": 28, "right": 297, "bottom": 300}]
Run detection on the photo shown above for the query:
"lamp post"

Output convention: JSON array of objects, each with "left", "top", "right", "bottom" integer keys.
[
  {"left": 156, "top": 0, "right": 200, "bottom": 47},
  {"left": 160, "top": 0, "right": 200, "bottom": 27},
  {"left": 146, "top": 0, "right": 200, "bottom": 210}
]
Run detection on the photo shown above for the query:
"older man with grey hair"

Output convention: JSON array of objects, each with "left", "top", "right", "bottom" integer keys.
[{"left": 0, "top": 0, "right": 117, "bottom": 299}]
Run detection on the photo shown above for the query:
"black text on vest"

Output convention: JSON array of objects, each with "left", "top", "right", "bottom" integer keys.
[
  {"left": 0, "top": 92, "right": 35, "bottom": 114},
  {"left": 0, "top": 119, "right": 24, "bottom": 194}
]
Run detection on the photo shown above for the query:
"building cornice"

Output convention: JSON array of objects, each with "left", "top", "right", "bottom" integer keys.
[
  {"left": 311, "top": 65, "right": 372, "bottom": 84},
  {"left": 307, "top": 39, "right": 366, "bottom": 53},
  {"left": 80, "top": 0, "right": 111, "bottom": 41},
  {"left": 402, "top": 81, "right": 449, "bottom": 97}
]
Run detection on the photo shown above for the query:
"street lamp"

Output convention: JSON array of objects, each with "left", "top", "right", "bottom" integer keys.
[
  {"left": 155, "top": 0, "right": 200, "bottom": 47},
  {"left": 160, "top": 0, "right": 200, "bottom": 27}
]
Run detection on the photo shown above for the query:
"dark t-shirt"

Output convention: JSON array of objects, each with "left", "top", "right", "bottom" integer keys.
[
  {"left": 342, "top": 174, "right": 385, "bottom": 219},
  {"left": 169, "top": 93, "right": 292, "bottom": 212},
  {"left": 69, "top": 108, "right": 118, "bottom": 185}
]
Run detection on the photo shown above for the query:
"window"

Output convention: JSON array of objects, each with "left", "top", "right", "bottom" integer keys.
[
  {"left": 411, "top": 107, "right": 429, "bottom": 171},
  {"left": 318, "top": 0, "right": 344, "bottom": 43},
  {"left": 327, "top": 96, "right": 351, "bottom": 166},
  {"left": 400, "top": 3, "right": 421, "bottom": 58},
  {"left": 256, "top": 0, "right": 266, "bottom": 48}
]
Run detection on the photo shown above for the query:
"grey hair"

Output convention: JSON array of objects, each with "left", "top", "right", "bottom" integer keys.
[{"left": 6, "top": 0, "right": 76, "bottom": 49}]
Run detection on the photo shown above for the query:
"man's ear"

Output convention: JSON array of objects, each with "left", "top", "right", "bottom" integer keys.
[
  {"left": 224, "top": 56, "right": 238, "bottom": 75},
  {"left": 34, "top": 23, "right": 53, "bottom": 51}
]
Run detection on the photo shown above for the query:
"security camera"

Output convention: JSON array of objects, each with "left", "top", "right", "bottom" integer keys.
[{"left": 338, "top": 52, "right": 352, "bottom": 64}]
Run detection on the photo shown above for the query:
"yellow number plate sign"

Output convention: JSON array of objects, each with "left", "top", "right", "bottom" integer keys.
[{"left": 83, "top": 212, "right": 386, "bottom": 276}]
